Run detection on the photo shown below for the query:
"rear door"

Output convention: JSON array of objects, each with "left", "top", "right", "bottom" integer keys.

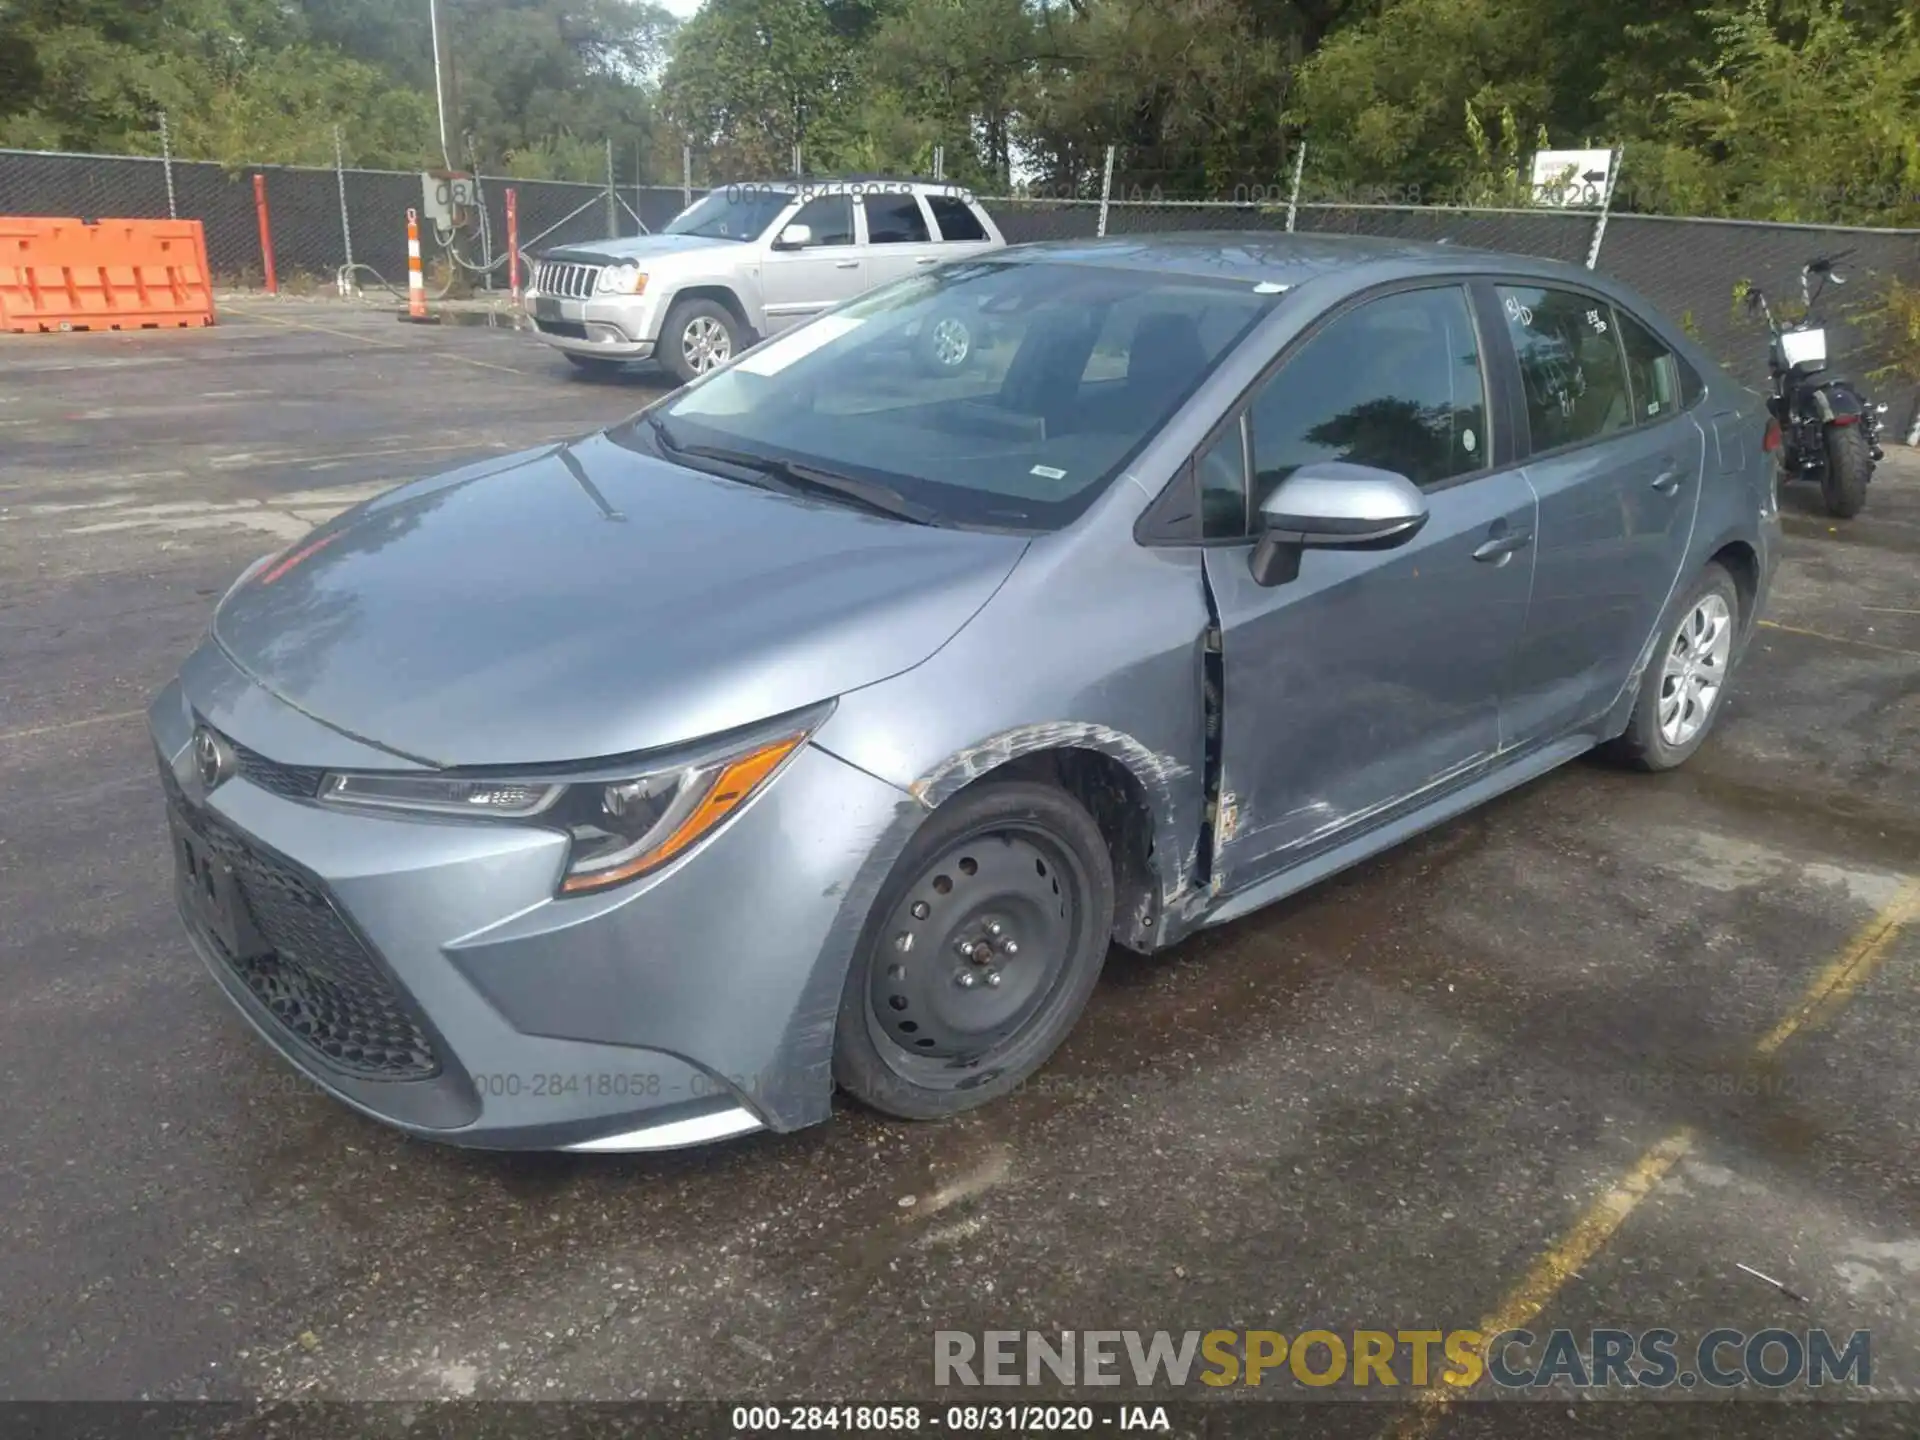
[
  {"left": 758, "top": 193, "right": 864, "bottom": 332},
  {"left": 860, "top": 191, "right": 942, "bottom": 289},
  {"left": 1198, "top": 283, "right": 1537, "bottom": 891},
  {"left": 924, "top": 192, "right": 1001, "bottom": 262},
  {"left": 1491, "top": 283, "right": 1704, "bottom": 744}
]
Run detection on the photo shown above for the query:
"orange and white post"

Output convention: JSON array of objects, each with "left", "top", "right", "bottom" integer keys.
[{"left": 404, "top": 207, "right": 429, "bottom": 321}]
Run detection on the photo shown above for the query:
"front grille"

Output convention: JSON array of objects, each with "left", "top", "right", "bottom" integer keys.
[
  {"left": 533, "top": 260, "right": 603, "bottom": 300},
  {"left": 163, "top": 766, "right": 441, "bottom": 1081},
  {"left": 232, "top": 741, "right": 325, "bottom": 800}
]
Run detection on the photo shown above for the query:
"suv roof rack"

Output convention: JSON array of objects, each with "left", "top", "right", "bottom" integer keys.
[{"left": 725, "top": 174, "right": 953, "bottom": 189}]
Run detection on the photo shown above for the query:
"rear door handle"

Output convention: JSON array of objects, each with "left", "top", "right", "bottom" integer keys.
[
  {"left": 1472, "top": 528, "right": 1533, "bottom": 563},
  {"left": 915, "top": 256, "right": 940, "bottom": 265},
  {"left": 1650, "top": 466, "right": 1684, "bottom": 495},
  {"left": 834, "top": 260, "right": 859, "bottom": 269}
]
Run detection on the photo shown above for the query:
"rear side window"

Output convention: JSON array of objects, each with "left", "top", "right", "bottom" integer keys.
[
  {"left": 863, "top": 194, "right": 930, "bottom": 244},
  {"left": 927, "top": 195, "right": 987, "bottom": 242},
  {"left": 1497, "top": 285, "right": 1633, "bottom": 452},
  {"left": 1613, "top": 306, "right": 1684, "bottom": 424}
]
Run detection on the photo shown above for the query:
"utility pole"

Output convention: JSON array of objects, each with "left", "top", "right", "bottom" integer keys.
[{"left": 428, "top": 0, "right": 453, "bottom": 170}]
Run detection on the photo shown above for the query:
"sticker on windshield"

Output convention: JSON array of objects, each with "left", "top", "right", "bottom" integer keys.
[
  {"left": 1461, "top": 429, "right": 1477, "bottom": 454},
  {"left": 732, "top": 314, "right": 866, "bottom": 376},
  {"left": 1253, "top": 281, "right": 1289, "bottom": 294},
  {"left": 1030, "top": 465, "right": 1068, "bottom": 480}
]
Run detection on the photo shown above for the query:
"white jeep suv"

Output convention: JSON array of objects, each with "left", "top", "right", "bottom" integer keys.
[{"left": 525, "top": 177, "right": 1007, "bottom": 384}]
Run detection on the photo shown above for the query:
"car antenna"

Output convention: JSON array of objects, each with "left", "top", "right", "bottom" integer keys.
[{"left": 553, "top": 441, "right": 626, "bottom": 522}]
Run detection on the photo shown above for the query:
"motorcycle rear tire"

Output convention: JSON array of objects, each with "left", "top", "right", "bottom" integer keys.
[{"left": 1821, "top": 423, "right": 1871, "bottom": 518}]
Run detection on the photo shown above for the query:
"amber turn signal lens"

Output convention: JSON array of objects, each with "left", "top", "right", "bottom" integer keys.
[{"left": 559, "top": 733, "right": 805, "bottom": 894}]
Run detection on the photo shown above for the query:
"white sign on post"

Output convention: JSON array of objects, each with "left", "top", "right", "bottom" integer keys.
[
  {"left": 1530, "top": 149, "right": 1614, "bottom": 208},
  {"left": 421, "top": 172, "right": 477, "bottom": 227}
]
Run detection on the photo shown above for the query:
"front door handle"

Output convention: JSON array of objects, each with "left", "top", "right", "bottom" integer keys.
[
  {"left": 1650, "top": 467, "right": 1684, "bottom": 495},
  {"left": 915, "top": 256, "right": 940, "bottom": 265},
  {"left": 834, "top": 259, "right": 859, "bottom": 269},
  {"left": 1472, "top": 527, "right": 1533, "bottom": 563}
]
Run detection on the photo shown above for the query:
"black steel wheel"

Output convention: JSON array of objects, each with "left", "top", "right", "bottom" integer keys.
[{"left": 833, "top": 781, "right": 1114, "bottom": 1120}]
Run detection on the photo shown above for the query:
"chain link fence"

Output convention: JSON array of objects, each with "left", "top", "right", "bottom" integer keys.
[{"left": 3, "top": 138, "right": 1916, "bottom": 428}]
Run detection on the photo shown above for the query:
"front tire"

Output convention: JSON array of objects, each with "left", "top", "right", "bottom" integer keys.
[
  {"left": 1605, "top": 562, "right": 1740, "bottom": 772},
  {"left": 1821, "top": 422, "right": 1871, "bottom": 518},
  {"left": 832, "top": 781, "right": 1114, "bottom": 1120},
  {"left": 659, "top": 298, "right": 741, "bottom": 385}
]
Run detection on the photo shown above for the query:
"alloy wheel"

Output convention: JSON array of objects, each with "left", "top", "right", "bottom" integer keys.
[
  {"left": 681, "top": 316, "right": 732, "bottom": 373},
  {"left": 929, "top": 317, "right": 971, "bottom": 369},
  {"left": 1658, "top": 592, "right": 1733, "bottom": 746}
]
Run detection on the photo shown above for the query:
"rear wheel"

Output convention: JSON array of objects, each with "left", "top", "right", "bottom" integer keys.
[
  {"left": 1821, "top": 422, "right": 1871, "bottom": 518},
  {"left": 832, "top": 781, "right": 1114, "bottom": 1120},
  {"left": 1606, "top": 562, "right": 1740, "bottom": 772},
  {"left": 915, "top": 312, "right": 974, "bottom": 376}
]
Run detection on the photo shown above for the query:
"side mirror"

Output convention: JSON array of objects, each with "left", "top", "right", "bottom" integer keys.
[
  {"left": 774, "top": 223, "right": 812, "bottom": 250},
  {"left": 1250, "top": 461, "right": 1429, "bottom": 587}
]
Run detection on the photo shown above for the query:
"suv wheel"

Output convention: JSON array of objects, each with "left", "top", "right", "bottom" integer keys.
[
  {"left": 661, "top": 298, "right": 741, "bottom": 385},
  {"left": 915, "top": 313, "right": 974, "bottom": 376}
]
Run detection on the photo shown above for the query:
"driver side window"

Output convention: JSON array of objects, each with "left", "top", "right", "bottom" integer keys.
[
  {"left": 1248, "top": 285, "right": 1489, "bottom": 515},
  {"left": 786, "top": 194, "right": 854, "bottom": 248}
]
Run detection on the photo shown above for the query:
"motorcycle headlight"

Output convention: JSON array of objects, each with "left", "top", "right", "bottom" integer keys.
[
  {"left": 597, "top": 262, "right": 646, "bottom": 297},
  {"left": 317, "top": 716, "right": 819, "bottom": 896}
]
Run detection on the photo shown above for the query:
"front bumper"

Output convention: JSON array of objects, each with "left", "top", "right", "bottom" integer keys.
[
  {"left": 150, "top": 644, "right": 917, "bottom": 1151},
  {"left": 527, "top": 291, "right": 659, "bottom": 359}
]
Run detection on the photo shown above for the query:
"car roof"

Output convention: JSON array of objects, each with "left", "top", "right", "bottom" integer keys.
[
  {"left": 721, "top": 174, "right": 953, "bottom": 191},
  {"left": 996, "top": 231, "right": 1586, "bottom": 288}
]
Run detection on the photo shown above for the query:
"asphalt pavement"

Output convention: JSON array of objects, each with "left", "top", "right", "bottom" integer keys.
[{"left": 2, "top": 300, "right": 1918, "bottom": 1435}]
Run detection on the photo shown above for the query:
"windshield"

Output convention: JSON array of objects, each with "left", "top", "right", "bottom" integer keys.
[
  {"left": 628, "top": 261, "right": 1279, "bottom": 531},
  {"left": 664, "top": 188, "right": 794, "bottom": 242}
]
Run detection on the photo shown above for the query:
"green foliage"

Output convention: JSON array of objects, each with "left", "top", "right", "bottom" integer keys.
[
  {"left": 2, "top": 0, "right": 1917, "bottom": 230},
  {"left": 1856, "top": 276, "right": 1920, "bottom": 387}
]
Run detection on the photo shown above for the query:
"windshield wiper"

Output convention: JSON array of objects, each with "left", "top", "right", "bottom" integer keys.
[{"left": 645, "top": 415, "right": 938, "bottom": 526}]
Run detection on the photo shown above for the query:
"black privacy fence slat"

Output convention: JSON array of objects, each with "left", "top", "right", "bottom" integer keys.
[{"left": 3, "top": 147, "right": 1915, "bottom": 424}]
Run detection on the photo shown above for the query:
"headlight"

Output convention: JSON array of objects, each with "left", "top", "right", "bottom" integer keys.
[
  {"left": 316, "top": 718, "right": 818, "bottom": 896},
  {"left": 597, "top": 262, "right": 646, "bottom": 296}
]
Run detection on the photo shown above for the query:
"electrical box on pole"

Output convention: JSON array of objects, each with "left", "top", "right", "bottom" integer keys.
[{"left": 422, "top": 172, "right": 478, "bottom": 230}]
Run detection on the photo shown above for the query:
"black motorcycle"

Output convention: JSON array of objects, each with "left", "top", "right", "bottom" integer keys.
[{"left": 1746, "top": 251, "right": 1887, "bottom": 517}]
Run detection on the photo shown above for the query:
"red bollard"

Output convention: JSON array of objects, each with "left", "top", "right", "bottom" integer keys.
[
  {"left": 506, "top": 187, "right": 521, "bottom": 303},
  {"left": 252, "top": 174, "right": 277, "bottom": 295}
]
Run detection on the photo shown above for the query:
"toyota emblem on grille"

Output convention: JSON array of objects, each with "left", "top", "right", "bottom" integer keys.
[{"left": 194, "top": 727, "right": 234, "bottom": 791}]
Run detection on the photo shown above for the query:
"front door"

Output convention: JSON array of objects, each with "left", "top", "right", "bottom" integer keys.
[
  {"left": 1490, "top": 285, "right": 1705, "bottom": 743},
  {"left": 1198, "top": 284, "right": 1538, "bottom": 892},
  {"left": 759, "top": 194, "right": 864, "bottom": 333}
]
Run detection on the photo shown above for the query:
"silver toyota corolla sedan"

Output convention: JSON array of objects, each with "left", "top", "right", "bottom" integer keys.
[{"left": 152, "top": 234, "right": 1780, "bottom": 1153}]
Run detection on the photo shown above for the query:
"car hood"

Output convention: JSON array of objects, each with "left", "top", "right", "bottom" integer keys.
[
  {"left": 541, "top": 233, "right": 737, "bottom": 267},
  {"left": 212, "top": 433, "right": 1029, "bottom": 767}
]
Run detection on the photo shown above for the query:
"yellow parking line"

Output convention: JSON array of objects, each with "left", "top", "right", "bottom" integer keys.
[
  {"left": 1757, "top": 619, "right": 1920, "bottom": 661},
  {"left": 1387, "top": 875, "right": 1920, "bottom": 1438},
  {"left": 434, "top": 351, "right": 530, "bottom": 376},
  {"left": 1754, "top": 878, "right": 1920, "bottom": 1055},
  {"left": 0, "top": 708, "right": 144, "bottom": 745},
  {"left": 222, "top": 307, "right": 406, "bottom": 350}
]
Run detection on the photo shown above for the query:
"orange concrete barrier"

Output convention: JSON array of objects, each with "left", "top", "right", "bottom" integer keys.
[{"left": 0, "top": 217, "right": 216, "bottom": 334}]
